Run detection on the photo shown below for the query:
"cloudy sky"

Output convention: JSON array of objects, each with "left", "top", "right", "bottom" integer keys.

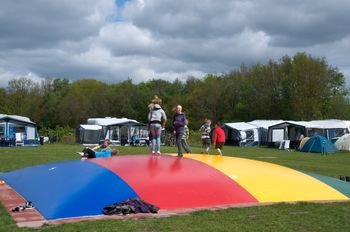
[{"left": 1, "top": 0, "right": 350, "bottom": 87}]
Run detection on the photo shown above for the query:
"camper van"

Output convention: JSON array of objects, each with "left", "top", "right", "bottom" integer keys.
[{"left": 78, "top": 117, "right": 148, "bottom": 146}]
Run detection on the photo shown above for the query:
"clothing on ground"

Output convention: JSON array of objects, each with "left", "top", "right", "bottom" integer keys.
[{"left": 103, "top": 197, "right": 159, "bottom": 215}]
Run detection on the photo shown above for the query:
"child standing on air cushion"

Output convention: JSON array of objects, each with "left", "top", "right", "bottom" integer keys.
[
  {"left": 172, "top": 104, "right": 189, "bottom": 157},
  {"left": 212, "top": 121, "right": 226, "bottom": 156},
  {"left": 199, "top": 119, "right": 211, "bottom": 154},
  {"left": 148, "top": 96, "right": 167, "bottom": 155},
  {"left": 181, "top": 119, "right": 192, "bottom": 154}
]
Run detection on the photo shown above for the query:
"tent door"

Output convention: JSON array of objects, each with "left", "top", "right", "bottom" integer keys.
[{"left": 120, "top": 126, "right": 129, "bottom": 145}]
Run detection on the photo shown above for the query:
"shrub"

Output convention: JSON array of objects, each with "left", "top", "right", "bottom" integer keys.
[{"left": 39, "top": 126, "right": 75, "bottom": 143}]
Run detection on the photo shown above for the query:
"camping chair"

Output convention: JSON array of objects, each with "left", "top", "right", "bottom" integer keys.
[
  {"left": 278, "top": 140, "right": 284, "bottom": 149},
  {"left": 15, "top": 133, "right": 24, "bottom": 146},
  {"left": 284, "top": 140, "right": 290, "bottom": 151},
  {"left": 130, "top": 134, "right": 140, "bottom": 146}
]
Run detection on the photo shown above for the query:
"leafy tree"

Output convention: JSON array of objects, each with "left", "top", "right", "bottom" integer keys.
[
  {"left": 2, "top": 53, "right": 349, "bottom": 132},
  {"left": 6, "top": 77, "right": 40, "bottom": 116},
  {"left": 35, "top": 78, "right": 70, "bottom": 128},
  {"left": 56, "top": 79, "right": 110, "bottom": 127},
  {"left": 284, "top": 53, "right": 332, "bottom": 119},
  {"left": 326, "top": 94, "right": 350, "bottom": 119},
  {"left": 186, "top": 74, "right": 225, "bottom": 128},
  {"left": 0, "top": 88, "right": 10, "bottom": 113},
  {"left": 109, "top": 79, "right": 149, "bottom": 121}
]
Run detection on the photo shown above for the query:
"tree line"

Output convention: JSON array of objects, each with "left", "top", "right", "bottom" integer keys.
[{"left": 1, "top": 52, "right": 350, "bottom": 132}]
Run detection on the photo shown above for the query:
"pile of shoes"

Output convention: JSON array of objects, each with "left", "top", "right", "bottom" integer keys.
[
  {"left": 339, "top": 176, "right": 350, "bottom": 182},
  {"left": 11, "top": 201, "right": 34, "bottom": 212}
]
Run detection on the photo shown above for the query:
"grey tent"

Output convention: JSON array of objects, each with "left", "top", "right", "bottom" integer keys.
[
  {"left": 267, "top": 119, "right": 350, "bottom": 149},
  {"left": 224, "top": 120, "right": 283, "bottom": 146},
  {"left": 0, "top": 114, "right": 39, "bottom": 147},
  {"left": 267, "top": 121, "right": 307, "bottom": 149},
  {"left": 223, "top": 122, "right": 259, "bottom": 146}
]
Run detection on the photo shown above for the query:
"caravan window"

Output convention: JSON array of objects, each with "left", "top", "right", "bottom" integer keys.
[
  {"left": 110, "top": 126, "right": 120, "bottom": 141},
  {"left": 327, "top": 128, "right": 346, "bottom": 139},
  {"left": 272, "top": 129, "right": 284, "bottom": 142},
  {"left": 130, "top": 127, "right": 140, "bottom": 136},
  {"left": 14, "top": 126, "right": 26, "bottom": 133},
  {"left": 307, "top": 128, "right": 325, "bottom": 137},
  {"left": 245, "top": 130, "right": 254, "bottom": 143},
  {"left": 26, "top": 126, "right": 36, "bottom": 140},
  {"left": 231, "top": 130, "right": 241, "bottom": 140},
  {"left": 140, "top": 128, "right": 149, "bottom": 138},
  {"left": 0, "top": 125, "right": 4, "bottom": 138},
  {"left": 82, "top": 130, "right": 101, "bottom": 144}
]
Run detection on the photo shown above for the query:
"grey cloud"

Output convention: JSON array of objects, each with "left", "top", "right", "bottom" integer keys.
[
  {"left": 247, "top": 1, "right": 350, "bottom": 46},
  {"left": 0, "top": 0, "right": 115, "bottom": 49},
  {"left": 124, "top": 0, "right": 249, "bottom": 39},
  {"left": 125, "top": 0, "right": 350, "bottom": 47},
  {"left": 0, "top": 0, "right": 350, "bottom": 88}
]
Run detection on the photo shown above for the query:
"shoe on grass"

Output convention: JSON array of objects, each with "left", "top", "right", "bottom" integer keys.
[
  {"left": 77, "top": 152, "right": 84, "bottom": 156},
  {"left": 25, "top": 201, "right": 34, "bottom": 209}
]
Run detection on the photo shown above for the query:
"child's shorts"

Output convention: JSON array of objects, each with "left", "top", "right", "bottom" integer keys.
[
  {"left": 202, "top": 138, "right": 211, "bottom": 147},
  {"left": 215, "top": 142, "right": 225, "bottom": 150}
]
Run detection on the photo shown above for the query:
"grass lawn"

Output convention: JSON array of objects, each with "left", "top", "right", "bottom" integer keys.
[{"left": 0, "top": 144, "right": 350, "bottom": 231}]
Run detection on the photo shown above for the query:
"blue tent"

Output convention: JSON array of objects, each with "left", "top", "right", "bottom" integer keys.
[{"left": 300, "top": 135, "right": 337, "bottom": 154}]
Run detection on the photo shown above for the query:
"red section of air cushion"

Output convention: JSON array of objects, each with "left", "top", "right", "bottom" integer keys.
[{"left": 91, "top": 155, "right": 257, "bottom": 209}]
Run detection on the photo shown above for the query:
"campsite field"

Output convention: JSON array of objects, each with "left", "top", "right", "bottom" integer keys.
[{"left": 0, "top": 144, "right": 350, "bottom": 231}]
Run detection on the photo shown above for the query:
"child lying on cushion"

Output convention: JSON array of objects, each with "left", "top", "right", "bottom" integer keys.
[
  {"left": 77, "top": 138, "right": 118, "bottom": 159},
  {"left": 79, "top": 148, "right": 119, "bottom": 159}
]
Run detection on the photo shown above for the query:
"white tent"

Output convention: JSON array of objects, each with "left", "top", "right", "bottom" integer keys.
[
  {"left": 87, "top": 117, "right": 140, "bottom": 126},
  {"left": 0, "top": 114, "right": 39, "bottom": 147},
  {"left": 334, "top": 134, "right": 350, "bottom": 151},
  {"left": 248, "top": 120, "right": 285, "bottom": 145},
  {"left": 307, "top": 120, "right": 350, "bottom": 139},
  {"left": 248, "top": 120, "right": 285, "bottom": 129}
]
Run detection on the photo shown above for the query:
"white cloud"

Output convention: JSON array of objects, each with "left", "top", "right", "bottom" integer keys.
[
  {"left": 0, "top": 68, "right": 45, "bottom": 87},
  {"left": 98, "top": 23, "right": 159, "bottom": 56}
]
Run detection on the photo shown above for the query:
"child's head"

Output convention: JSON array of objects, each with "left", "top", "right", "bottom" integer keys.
[
  {"left": 104, "top": 139, "right": 111, "bottom": 146},
  {"left": 152, "top": 95, "right": 162, "bottom": 105},
  {"left": 205, "top": 119, "right": 211, "bottom": 125},
  {"left": 215, "top": 121, "right": 221, "bottom": 127},
  {"left": 175, "top": 105, "right": 182, "bottom": 113},
  {"left": 148, "top": 103, "right": 154, "bottom": 111},
  {"left": 111, "top": 149, "right": 119, "bottom": 156}
]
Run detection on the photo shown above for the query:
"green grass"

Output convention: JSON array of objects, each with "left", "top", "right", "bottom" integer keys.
[{"left": 0, "top": 144, "right": 350, "bottom": 231}]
